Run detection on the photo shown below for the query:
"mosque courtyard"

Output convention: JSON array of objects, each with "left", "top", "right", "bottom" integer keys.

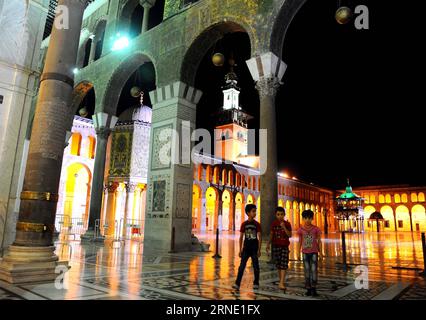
[{"left": 0, "top": 231, "right": 424, "bottom": 300}]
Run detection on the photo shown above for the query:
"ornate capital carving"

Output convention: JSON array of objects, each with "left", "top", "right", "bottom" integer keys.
[
  {"left": 255, "top": 77, "right": 281, "bottom": 97},
  {"left": 125, "top": 182, "right": 139, "bottom": 193},
  {"left": 106, "top": 182, "right": 119, "bottom": 193}
]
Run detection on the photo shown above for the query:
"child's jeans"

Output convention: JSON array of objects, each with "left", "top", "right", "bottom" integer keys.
[
  {"left": 303, "top": 253, "right": 318, "bottom": 288},
  {"left": 235, "top": 246, "right": 260, "bottom": 286}
]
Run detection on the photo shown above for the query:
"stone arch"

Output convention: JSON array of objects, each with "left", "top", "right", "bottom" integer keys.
[
  {"left": 92, "top": 18, "right": 107, "bottom": 61},
  {"left": 119, "top": 0, "right": 143, "bottom": 34},
  {"left": 101, "top": 52, "right": 157, "bottom": 115},
  {"left": 270, "top": 0, "right": 308, "bottom": 57},
  {"left": 180, "top": 20, "right": 256, "bottom": 87},
  {"left": 62, "top": 162, "right": 92, "bottom": 225},
  {"left": 76, "top": 28, "right": 91, "bottom": 68}
]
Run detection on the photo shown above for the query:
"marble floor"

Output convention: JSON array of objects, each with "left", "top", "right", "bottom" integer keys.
[{"left": 0, "top": 231, "right": 425, "bottom": 300}]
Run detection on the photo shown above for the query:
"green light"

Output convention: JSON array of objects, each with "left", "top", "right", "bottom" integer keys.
[{"left": 112, "top": 36, "right": 129, "bottom": 51}]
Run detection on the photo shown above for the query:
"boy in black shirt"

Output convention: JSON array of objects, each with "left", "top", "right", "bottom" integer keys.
[{"left": 233, "top": 204, "right": 262, "bottom": 290}]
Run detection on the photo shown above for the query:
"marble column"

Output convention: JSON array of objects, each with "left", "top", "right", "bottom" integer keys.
[
  {"left": 200, "top": 198, "right": 207, "bottom": 233},
  {"left": 104, "top": 182, "right": 118, "bottom": 238},
  {"left": 81, "top": 113, "right": 117, "bottom": 242},
  {"left": 144, "top": 81, "right": 202, "bottom": 252},
  {"left": 141, "top": 1, "right": 154, "bottom": 34},
  {"left": 0, "top": 0, "right": 48, "bottom": 254},
  {"left": 246, "top": 52, "right": 287, "bottom": 236},
  {"left": 0, "top": 0, "right": 89, "bottom": 284},
  {"left": 122, "top": 183, "right": 136, "bottom": 238}
]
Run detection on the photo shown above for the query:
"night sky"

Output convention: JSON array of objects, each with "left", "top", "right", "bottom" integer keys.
[
  {"left": 195, "top": 0, "right": 426, "bottom": 190},
  {"left": 80, "top": 0, "right": 425, "bottom": 191}
]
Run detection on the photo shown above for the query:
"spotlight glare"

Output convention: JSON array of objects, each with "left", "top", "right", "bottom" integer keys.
[{"left": 112, "top": 36, "right": 129, "bottom": 52}]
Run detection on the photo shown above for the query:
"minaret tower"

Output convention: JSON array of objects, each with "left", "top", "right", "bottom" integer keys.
[{"left": 214, "top": 59, "right": 253, "bottom": 162}]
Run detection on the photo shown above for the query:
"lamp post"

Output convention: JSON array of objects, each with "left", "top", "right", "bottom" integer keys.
[
  {"left": 210, "top": 179, "right": 242, "bottom": 260},
  {"left": 323, "top": 208, "right": 329, "bottom": 235}
]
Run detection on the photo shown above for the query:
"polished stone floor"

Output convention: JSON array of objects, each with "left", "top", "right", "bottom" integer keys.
[{"left": 0, "top": 231, "right": 425, "bottom": 300}]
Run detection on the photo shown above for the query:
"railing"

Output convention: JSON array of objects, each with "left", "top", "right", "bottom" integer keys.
[
  {"left": 55, "top": 215, "right": 87, "bottom": 240},
  {"left": 121, "top": 218, "right": 144, "bottom": 240}
]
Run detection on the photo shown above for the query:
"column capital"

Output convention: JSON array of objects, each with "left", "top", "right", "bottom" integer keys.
[
  {"left": 140, "top": 0, "right": 156, "bottom": 9},
  {"left": 246, "top": 52, "right": 287, "bottom": 85},
  {"left": 95, "top": 127, "right": 111, "bottom": 140},
  {"left": 255, "top": 77, "right": 282, "bottom": 97},
  {"left": 106, "top": 182, "right": 119, "bottom": 193},
  {"left": 92, "top": 112, "right": 118, "bottom": 134},
  {"left": 125, "top": 182, "right": 139, "bottom": 193}
]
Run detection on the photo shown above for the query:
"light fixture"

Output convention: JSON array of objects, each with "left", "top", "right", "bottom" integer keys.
[
  {"left": 112, "top": 36, "right": 129, "bottom": 51},
  {"left": 73, "top": 68, "right": 79, "bottom": 74}
]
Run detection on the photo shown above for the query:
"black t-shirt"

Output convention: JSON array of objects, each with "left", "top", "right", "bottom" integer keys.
[{"left": 240, "top": 219, "right": 261, "bottom": 250}]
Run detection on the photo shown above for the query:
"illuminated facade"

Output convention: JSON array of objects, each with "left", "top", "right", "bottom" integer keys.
[
  {"left": 55, "top": 116, "right": 96, "bottom": 234},
  {"left": 354, "top": 186, "right": 426, "bottom": 232}
]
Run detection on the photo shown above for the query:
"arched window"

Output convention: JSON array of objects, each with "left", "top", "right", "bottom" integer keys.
[
  {"left": 93, "top": 20, "right": 106, "bottom": 61},
  {"left": 401, "top": 193, "right": 408, "bottom": 203},
  {"left": 364, "top": 194, "right": 370, "bottom": 204},
  {"left": 385, "top": 194, "right": 392, "bottom": 203},
  {"left": 370, "top": 195, "right": 376, "bottom": 204},
  {"left": 70, "top": 133, "right": 82, "bottom": 156},
  {"left": 148, "top": 0, "right": 165, "bottom": 30},
  {"left": 205, "top": 165, "right": 212, "bottom": 183},
  {"left": 82, "top": 38, "right": 92, "bottom": 68},
  {"left": 411, "top": 193, "right": 418, "bottom": 202},
  {"left": 394, "top": 194, "right": 401, "bottom": 203},
  {"left": 213, "top": 167, "right": 219, "bottom": 184},
  {"left": 129, "top": 4, "right": 144, "bottom": 38},
  {"left": 221, "top": 169, "right": 227, "bottom": 185},
  {"left": 379, "top": 195, "right": 385, "bottom": 204},
  {"left": 228, "top": 171, "right": 234, "bottom": 185},
  {"left": 87, "top": 136, "right": 96, "bottom": 159},
  {"left": 418, "top": 192, "right": 425, "bottom": 202}
]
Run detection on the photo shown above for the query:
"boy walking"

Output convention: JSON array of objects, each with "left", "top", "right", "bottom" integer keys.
[
  {"left": 297, "top": 209, "right": 322, "bottom": 297},
  {"left": 233, "top": 204, "right": 262, "bottom": 290},
  {"left": 266, "top": 207, "right": 292, "bottom": 290}
]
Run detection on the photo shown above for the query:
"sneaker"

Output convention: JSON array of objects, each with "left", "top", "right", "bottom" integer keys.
[
  {"left": 253, "top": 284, "right": 260, "bottom": 290},
  {"left": 305, "top": 288, "right": 312, "bottom": 296},
  {"left": 311, "top": 288, "right": 319, "bottom": 297},
  {"left": 232, "top": 284, "right": 240, "bottom": 290}
]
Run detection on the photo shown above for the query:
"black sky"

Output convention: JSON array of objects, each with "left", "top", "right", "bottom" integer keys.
[{"left": 196, "top": 0, "right": 426, "bottom": 190}]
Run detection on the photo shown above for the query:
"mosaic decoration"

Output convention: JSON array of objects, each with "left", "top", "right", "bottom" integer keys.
[
  {"left": 175, "top": 183, "right": 191, "bottom": 218},
  {"left": 109, "top": 130, "right": 132, "bottom": 176},
  {"left": 151, "top": 124, "right": 173, "bottom": 170},
  {"left": 153, "top": 180, "right": 166, "bottom": 212}
]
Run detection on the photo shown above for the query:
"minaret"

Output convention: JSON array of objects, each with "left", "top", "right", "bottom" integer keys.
[{"left": 214, "top": 60, "right": 253, "bottom": 162}]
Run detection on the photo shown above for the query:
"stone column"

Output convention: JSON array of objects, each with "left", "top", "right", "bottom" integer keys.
[
  {"left": 144, "top": 81, "right": 202, "bottom": 252},
  {"left": 88, "top": 35, "right": 97, "bottom": 64},
  {"left": 104, "top": 182, "right": 118, "bottom": 238},
  {"left": 0, "top": 0, "right": 89, "bottom": 284},
  {"left": 81, "top": 113, "right": 118, "bottom": 242},
  {"left": 141, "top": 1, "right": 153, "bottom": 34},
  {"left": 200, "top": 198, "right": 207, "bottom": 233},
  {"left": 122, "top": 183, "right": 136, "bottom": 239},
  {"left": 246, "top": 52, "right": 287, "bottom": 237}
]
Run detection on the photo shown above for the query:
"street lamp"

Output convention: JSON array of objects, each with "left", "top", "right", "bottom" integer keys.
[{"left": 210, "top": 175, "right": 243, "bottom": 259}]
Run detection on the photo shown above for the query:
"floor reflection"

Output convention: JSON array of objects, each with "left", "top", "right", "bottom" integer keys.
[{"left": 1, "top": 231, "right": 424, "bottom": 300}]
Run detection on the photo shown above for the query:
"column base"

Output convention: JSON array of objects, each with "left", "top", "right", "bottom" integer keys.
[{"left": 0, "top": 245, "right": 69, "bottom": 284}]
